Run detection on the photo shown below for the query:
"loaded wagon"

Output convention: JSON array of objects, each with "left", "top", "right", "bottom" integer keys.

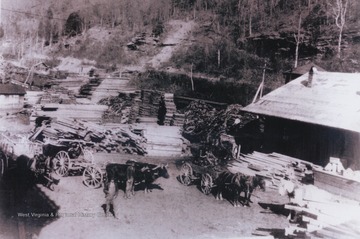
[
  {"left": 44, "top": 139, "right": 103, "bottom": 189},
  {"left": 0, "top": 133, "right": 103, "bottom": 189},
  {"left": 178, "top": 155, "right": 227, "bottom": 195}
]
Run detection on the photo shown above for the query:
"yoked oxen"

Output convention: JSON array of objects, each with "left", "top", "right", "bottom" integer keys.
[
  {"left": 215, "top": 171, "right": 243, "bottom": 207},
  {"left": 104, "top": 161, "right": 170, "bottom": 199},
  {"left": 215, "top": 171, "right": 266, "bottom": 207}
]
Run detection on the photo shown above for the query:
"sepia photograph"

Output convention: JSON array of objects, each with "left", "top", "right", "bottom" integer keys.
[{"left": 0, "top": 0, "right": 359, "bottom": 238}]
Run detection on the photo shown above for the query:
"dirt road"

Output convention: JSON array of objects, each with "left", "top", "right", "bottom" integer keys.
[
  {"left": 21, "top": 156, "right": 290, "bottom": 239},
  {"left": 148, "top": 20, "right": 195, "bottom": 69}
]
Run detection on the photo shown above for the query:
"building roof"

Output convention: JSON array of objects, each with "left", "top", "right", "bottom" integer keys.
[
  {"left": 0, "top": 84, "right": 26, "bottom": 95},
  {"left": 242, "top": 71, "right": 360, "bottom": 133},
  {"left": 284, "top": 63, "right": 326, "bottom": 75}
]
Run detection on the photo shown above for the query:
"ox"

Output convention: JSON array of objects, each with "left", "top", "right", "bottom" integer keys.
[
  {"left": 239, "top": 175, "right": 266, "bottom": 207},
  {"left": 215, "top": 171, "right": 243, "bottom": 207},
  {"left": 215, "top": 172, "right": 266, "bottom": 207},
  {"left": 104, "top": 161, "right": 170, "bottom": 199}
]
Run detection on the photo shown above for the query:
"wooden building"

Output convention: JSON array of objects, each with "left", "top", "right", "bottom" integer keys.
[
  {"left": 242, "top": 69, "right": 360, "bottom": 170},
  {"left": 0, "top": 84, "right": 26, "bottom": 115}
]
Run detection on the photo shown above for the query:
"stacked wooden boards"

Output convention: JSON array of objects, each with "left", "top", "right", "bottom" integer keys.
[{"left": 228, "top": 151, "right": 318, "bottom": 189}]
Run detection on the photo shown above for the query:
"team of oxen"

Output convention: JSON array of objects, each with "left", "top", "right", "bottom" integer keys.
[
  {"left": 102, "top": 160, "right": 266, "bottom": 217},
  {"left": 215, "top": 171, "right": 266, "bottom": 207},
  {"left": 102, "top": 160, "right": 170, "bottom": 217}
]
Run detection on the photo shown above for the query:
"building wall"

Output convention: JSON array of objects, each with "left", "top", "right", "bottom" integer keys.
[
  {"left": 0, "top": 95, "right": 24, "bottom": 114},
  {"left": 261, "top": 117, "right": 360, "bottom": 170}
]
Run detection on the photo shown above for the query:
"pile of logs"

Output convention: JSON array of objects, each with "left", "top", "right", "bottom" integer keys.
[
  {"left": 31, "top": 118, "right": 147, "bottom": 155},
  {"left": 183, "top": 101, "right": 253, "bottom": 142},
  {"left": 98, "top": 91, "right": 141, "bottom": 124}
]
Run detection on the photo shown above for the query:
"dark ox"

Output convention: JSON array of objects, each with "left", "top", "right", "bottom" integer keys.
[
  {"left": 215, "top": 171, "right": 243, "bottom": 207},
  {"left": 215, "top": 172, "right": 266, "bottom": 207},
  {"left": 104, "top": 162, "right": 170, "bottom": 198},
  {"left": 239, "top": 174, "right": 266, "bottom": 207}
]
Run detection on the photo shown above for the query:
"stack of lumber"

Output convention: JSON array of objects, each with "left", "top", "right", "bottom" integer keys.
[
  {"left": 39, "top": 87, "right": 77, "bottom": 105},
  {"left": 139, "top": 90, "right": 163, "bottom": 116},
  {"left": 32, "top": 104, "right": 107, "bottom": 122},
  {"left": 313, "top": 166, "right": 360, "bottom": 201},
  {"left": 51, "top": 75, "right": 89, "bottom": 93},
  {"left": 163, "top": 93, "right": 176, "bottom": 126},
  {"left": 91, "top": 77, "right": 135, "bottom": 103},
  {"left": 137, "top": 124, "right": 189, "bottom": 157},
  {"left": 283, "top": 187, "right": 360, "bottom": 238},
  {"left": 228, "top": 151, "right": 318, "bottom": 189},
  {"left": 25, "top": 91, "right": 44, "bottom": 105},
  {"left": 129, "top": 98, "right": 141, "bottom": 124},
  {"left": 171, "top": 113, "right": 185, "bottom": 126}
]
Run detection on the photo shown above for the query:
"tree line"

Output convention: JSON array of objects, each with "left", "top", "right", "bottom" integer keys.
[{"left": 0, "top": 0, "right": 358, "bottom": 65}]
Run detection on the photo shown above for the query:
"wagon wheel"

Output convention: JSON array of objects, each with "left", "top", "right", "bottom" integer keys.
[
  {"left": 83, "top": 148, "right": 94, "bottom": 163},
  {"left": 179, "top": 162, "right": 193, "bottom": 186},
  {"left": 82, "top": 166, "right": 103, "bottom": 189},
  {"left": 54, "top": 151, "right": 70, "bottom": 177},
  {"left": 201, "top": 173, "right": 213, "bottom": 195}
]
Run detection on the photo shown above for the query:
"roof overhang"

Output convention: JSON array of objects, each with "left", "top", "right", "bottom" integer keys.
[{"left": 242, "top": 71, "right": 360, "bottom": 133}]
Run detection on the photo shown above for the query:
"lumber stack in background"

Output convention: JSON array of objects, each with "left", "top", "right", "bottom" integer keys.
[
  {"left": 91, "top": 77, "right": 135, "bottom": 103},
  {"left": 137, "top": 124, "right": 188, "bottom": 157}
]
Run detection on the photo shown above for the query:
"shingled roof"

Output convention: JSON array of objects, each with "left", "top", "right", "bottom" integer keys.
[
  {"left": 242, "top": 71, "right": 360, "bottom": 133},
  {"left": 0, "top": 84, "right": 26, "bottom": 95}
]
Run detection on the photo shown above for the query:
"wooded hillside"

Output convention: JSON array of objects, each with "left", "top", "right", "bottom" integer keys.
[{"left": 0, "top": 0, "right": 359, "bottom": 80}]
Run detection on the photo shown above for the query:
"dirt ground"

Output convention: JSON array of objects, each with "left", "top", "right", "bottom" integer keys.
[{"left": 1, "top": 154, "right": 291, "bottom": 239}]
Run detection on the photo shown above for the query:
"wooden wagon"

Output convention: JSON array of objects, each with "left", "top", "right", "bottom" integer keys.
[
  {"left": 178, "top": 160, "right": 226, "bottom": 195},
  {"left": 44, "top": 139, "right": 103, "bottom": 189}
]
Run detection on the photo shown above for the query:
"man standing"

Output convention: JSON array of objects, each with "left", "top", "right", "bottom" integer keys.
[
  {"left": 104, "top": 179, "right": 118, "bottom": 218},
  {"left": 125, "top": 160, "right": 136, "bottom": 199}
]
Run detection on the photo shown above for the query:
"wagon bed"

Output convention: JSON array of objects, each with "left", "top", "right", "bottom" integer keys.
[{"left": 179, "top": 160, "right": 227, "bottom": 195}]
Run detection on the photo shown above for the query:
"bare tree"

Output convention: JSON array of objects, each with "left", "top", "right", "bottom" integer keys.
[
  {"left": 330, "top": 0, "right": 349, "bottom": 58},
  {"left": 248, "top": 0, "right": 253, "bottom": 36},
  {"left": 294, "top": 12, "right": 303, "bottom": 68}
]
